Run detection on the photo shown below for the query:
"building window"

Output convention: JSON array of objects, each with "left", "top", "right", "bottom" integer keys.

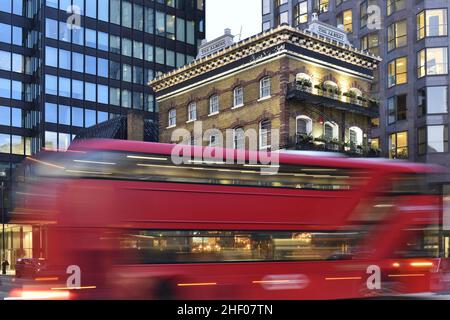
[
  {"left": 361, "top": 33, "right": 379, "bottom": 56},
  {"left": 209, "top": 134, "right": 219, "bottom": 147},
  {"left": 233, "top": 127, "right": 245, "bottom": 150},
  {"left": 278, "top": 11, "right": 289, "bottom": 25},
  {"left": 187, "top": 102, "right": 197, "bottom": 121},
  {"left": 428, "top": 125, "right": 448, "bottom": 153},
  {"left": 262, "top": 0, "right": 270, "bottom": 15},
  {"left": 417, "top": 9, "right": 448, "bottom": 40},
  {"left": 418, "top": 127, "right": 426, "bottom": 155},
  {"left": 418, "top": 47, "right": 448, "bottom": 77},
  {"left": 389, "top": 131, "right": 408, "bottom": 159},
  {"left": 388, "top": 57, "right": 407, "bottom": 87},
  {"left": 418, "top": 86, "right": 448, "bottom": 117},
  {"left": 233, "top": 86, "right": 244, "bottom": 107},
  {"left": 349, "top": 127, "right": 363, "bottom": 146},
  {"left": 387, "top": 94, "right": 407, "bottom": 124},
  {"left": 387, "top": 20, "right": 407, "bottom": 51},
  {"left": 262, "top": 21, "right": 271, "bottom": 31},
  {"left": 168, "top": 108, "right": 176, "bottom": 127},
  {"left": 259, "top": 119, "right": 271, "bottom": 149},
  {"left": 360, "top": 0, "right": 377, "bottom": 28},
  {"left": 260, "top": 77, "right": 271, "bottom": 99},
  {"left": 419, "top": 125, "right": 449, "bottom": 155},
  {"left": 209, "top": 95, "right": 219, "bottom": 115},
  {"left": 296, "top": 116, "right": 313, "bottom": 136},
  {"left": 315, "top": 0, "right": 329, "bottom": 13},
  {"left": 337, "top": 10, "right": 353, "bottom": 33},
  {"left": 323, "top": 122, "right": 338, "bottom": 141},
  {"left": 324, "top": 124, "right": 334, "bottom": 141},
  {"left": 387, "top": 0, "right": 405, "bottom": 16},
  {"left": 294, "top": 1, "right": 308, "bottom": 26}
]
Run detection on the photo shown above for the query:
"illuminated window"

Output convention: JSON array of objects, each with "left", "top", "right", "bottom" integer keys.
[
  {"left": 389, "top": 131, "right": 408, "bottom": 159},
  {"left": 294, "top": 1, "right": 308, "bottom": 25},
  {"left": 417, "top": 47, "right": 448, "bottom": 77},
  {"left": 417, "top": 9, "right": 447, "bottom": 40},
  {"left": 387, "top": 0, "right": 405, "bottom": 16},
  {"left": 315, "top": 0, "right": 329, "bottom": 13},
  {"left": 387, "top": 20, "right": 407, "bottom": 51},
  {"left": 388, "top": 57, "right": 407, "bottom": 87},
  {"left": 361, "top": 33, "right": 379, "bottom": 55},
  {"left": 337, "top": 10, "right": 353, "bottom": 33}
]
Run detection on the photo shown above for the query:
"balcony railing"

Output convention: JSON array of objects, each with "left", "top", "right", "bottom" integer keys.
[
  {"left": 286, "top": 82, "right": 379, "bottom": 117},
  {"left": 287, "top": 134, "right": 381, "bottom": 158}
]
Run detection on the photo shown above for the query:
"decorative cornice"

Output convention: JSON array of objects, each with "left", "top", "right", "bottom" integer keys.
[{"left": 150, "top": 25, "right": 382, "bottom": 93}]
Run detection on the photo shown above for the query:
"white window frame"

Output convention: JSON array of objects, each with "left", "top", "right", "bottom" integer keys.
[
  {"left": 349, "top": 126, "right": 364, "bottom": 145},
  {"left": 296, "top": 115, "right": 313, "bottom": 135},
  {"left": 323, "top": 121, "right": 339, "bottom": 140},
  {"left": 168, "top": 108, "right": 176, "bottom": 127},
  {"left": 259, "top": 77, "right": 271, "bottom": 99},
  {"left": 209, "top": 94, "right": 219, "bottom": 115},
  {"left": 233, "top": 86, "right": 244, "bottom": 108},
  {"left": 233, "top": 127, "right": 245, "bottom": 149},
  {"left": 187, "top": 102, "right": 197, "bottom": 122},
  {"left": 259, "top": 120, "right": 271, "bottom": 149}
]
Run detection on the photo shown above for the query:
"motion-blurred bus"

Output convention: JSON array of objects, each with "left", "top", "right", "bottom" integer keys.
[{"left": 9, "top": 139, "right": 449, "bottom": 299}]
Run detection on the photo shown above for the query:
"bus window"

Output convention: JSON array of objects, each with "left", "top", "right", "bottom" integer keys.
[
  {"left": 394, "top": 227, "right": 440, "bottom": 258},
  {"left": 118, "top": 230, "right": 363, "bottom": 264},
  {"left": 28, "top": 151, "right": 367, "bottom": 191}
]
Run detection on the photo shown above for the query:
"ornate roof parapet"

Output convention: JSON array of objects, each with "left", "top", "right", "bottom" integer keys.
[{"left": 150, "top": 24, "right": 382, "bottom": 93}]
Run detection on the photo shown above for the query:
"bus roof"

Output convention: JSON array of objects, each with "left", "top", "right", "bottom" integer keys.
[{"left": 68, "top": 139, "right": 444, "bottom": 174}]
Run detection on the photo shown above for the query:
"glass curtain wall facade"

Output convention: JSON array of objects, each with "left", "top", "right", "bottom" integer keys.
[{"left": 0, "top": 0, "right": 205, "bottom": 210}]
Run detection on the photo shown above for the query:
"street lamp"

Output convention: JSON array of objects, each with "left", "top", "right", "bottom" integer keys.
[{"left": 0, "top": 170, "right": 5, "bottom": 275}]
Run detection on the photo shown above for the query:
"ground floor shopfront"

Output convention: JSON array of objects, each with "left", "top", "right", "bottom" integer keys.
[{"left": 0, "top": 224, "right": 46, "bottom": 271}]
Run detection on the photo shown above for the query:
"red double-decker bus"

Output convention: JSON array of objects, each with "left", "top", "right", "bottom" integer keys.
[{"left": 9, "top": 139, "right": 449, "bottom": 299}]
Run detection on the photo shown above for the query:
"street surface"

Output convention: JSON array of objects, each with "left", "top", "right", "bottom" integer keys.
[{"left": 1, "top": 275, "right": 450, "bottom": 300}]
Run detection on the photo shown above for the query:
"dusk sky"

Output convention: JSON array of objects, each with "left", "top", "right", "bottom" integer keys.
[{"left": 206, "top": 0, "right": 262, "bottom": 41}]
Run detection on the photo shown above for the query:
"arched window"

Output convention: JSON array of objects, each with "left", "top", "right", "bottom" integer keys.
[
  {"left": 187, "top": 102, "right": 197, "bottom": 121},
  {"left": 259, "top": 119, "right": 271, "bottom": 149},
  {"left": 296, "top": 115, "right": 313, "bottom": 135},
  {"left": 322, "top": 81, "right": 340, "bottom": 97},
  {"left": 233, "top": 86, "right": 244, "bottom": 107},
  {"left": 296, "top": 73, "right": 311, "bottom": 82},
  {"left": 209, "top": 134, "right": 219, "bottom": 147},
  {"left": 349, "top": 126, "right": 363, "bottom": 145},
  {"left": 233, "top": 127, "right": 245, "bottom": 150},
  {"left": 209, "top": 94, "right": 219, "bottom": 115},
  {"left": 323, "top": 121, "right": 339, "bottom": 141},
  {"left": 260, "top": 77, "right": 271, "bottom": 99},
  {"left": 168, "top": 108, "right": 176, "bottom": 127},
  {"left": 349, "top": 88, "right": 362, "bottom": 97},
  {"left": 323, "top": 80, "right": 339, "bottom": 90}
]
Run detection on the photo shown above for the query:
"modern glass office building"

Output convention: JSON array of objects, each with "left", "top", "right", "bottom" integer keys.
[
  {"left": 262, "top": 0, "right": 450, "bottom": 255},
  {"left": 0, "top": 1, "right": 205, "bottom": 267},
  {"left": 0, "top": 0, "right": 205, "bottom": 206},
  {"left": 261, "top": 0, "right": 450, "bottom": 166}
]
